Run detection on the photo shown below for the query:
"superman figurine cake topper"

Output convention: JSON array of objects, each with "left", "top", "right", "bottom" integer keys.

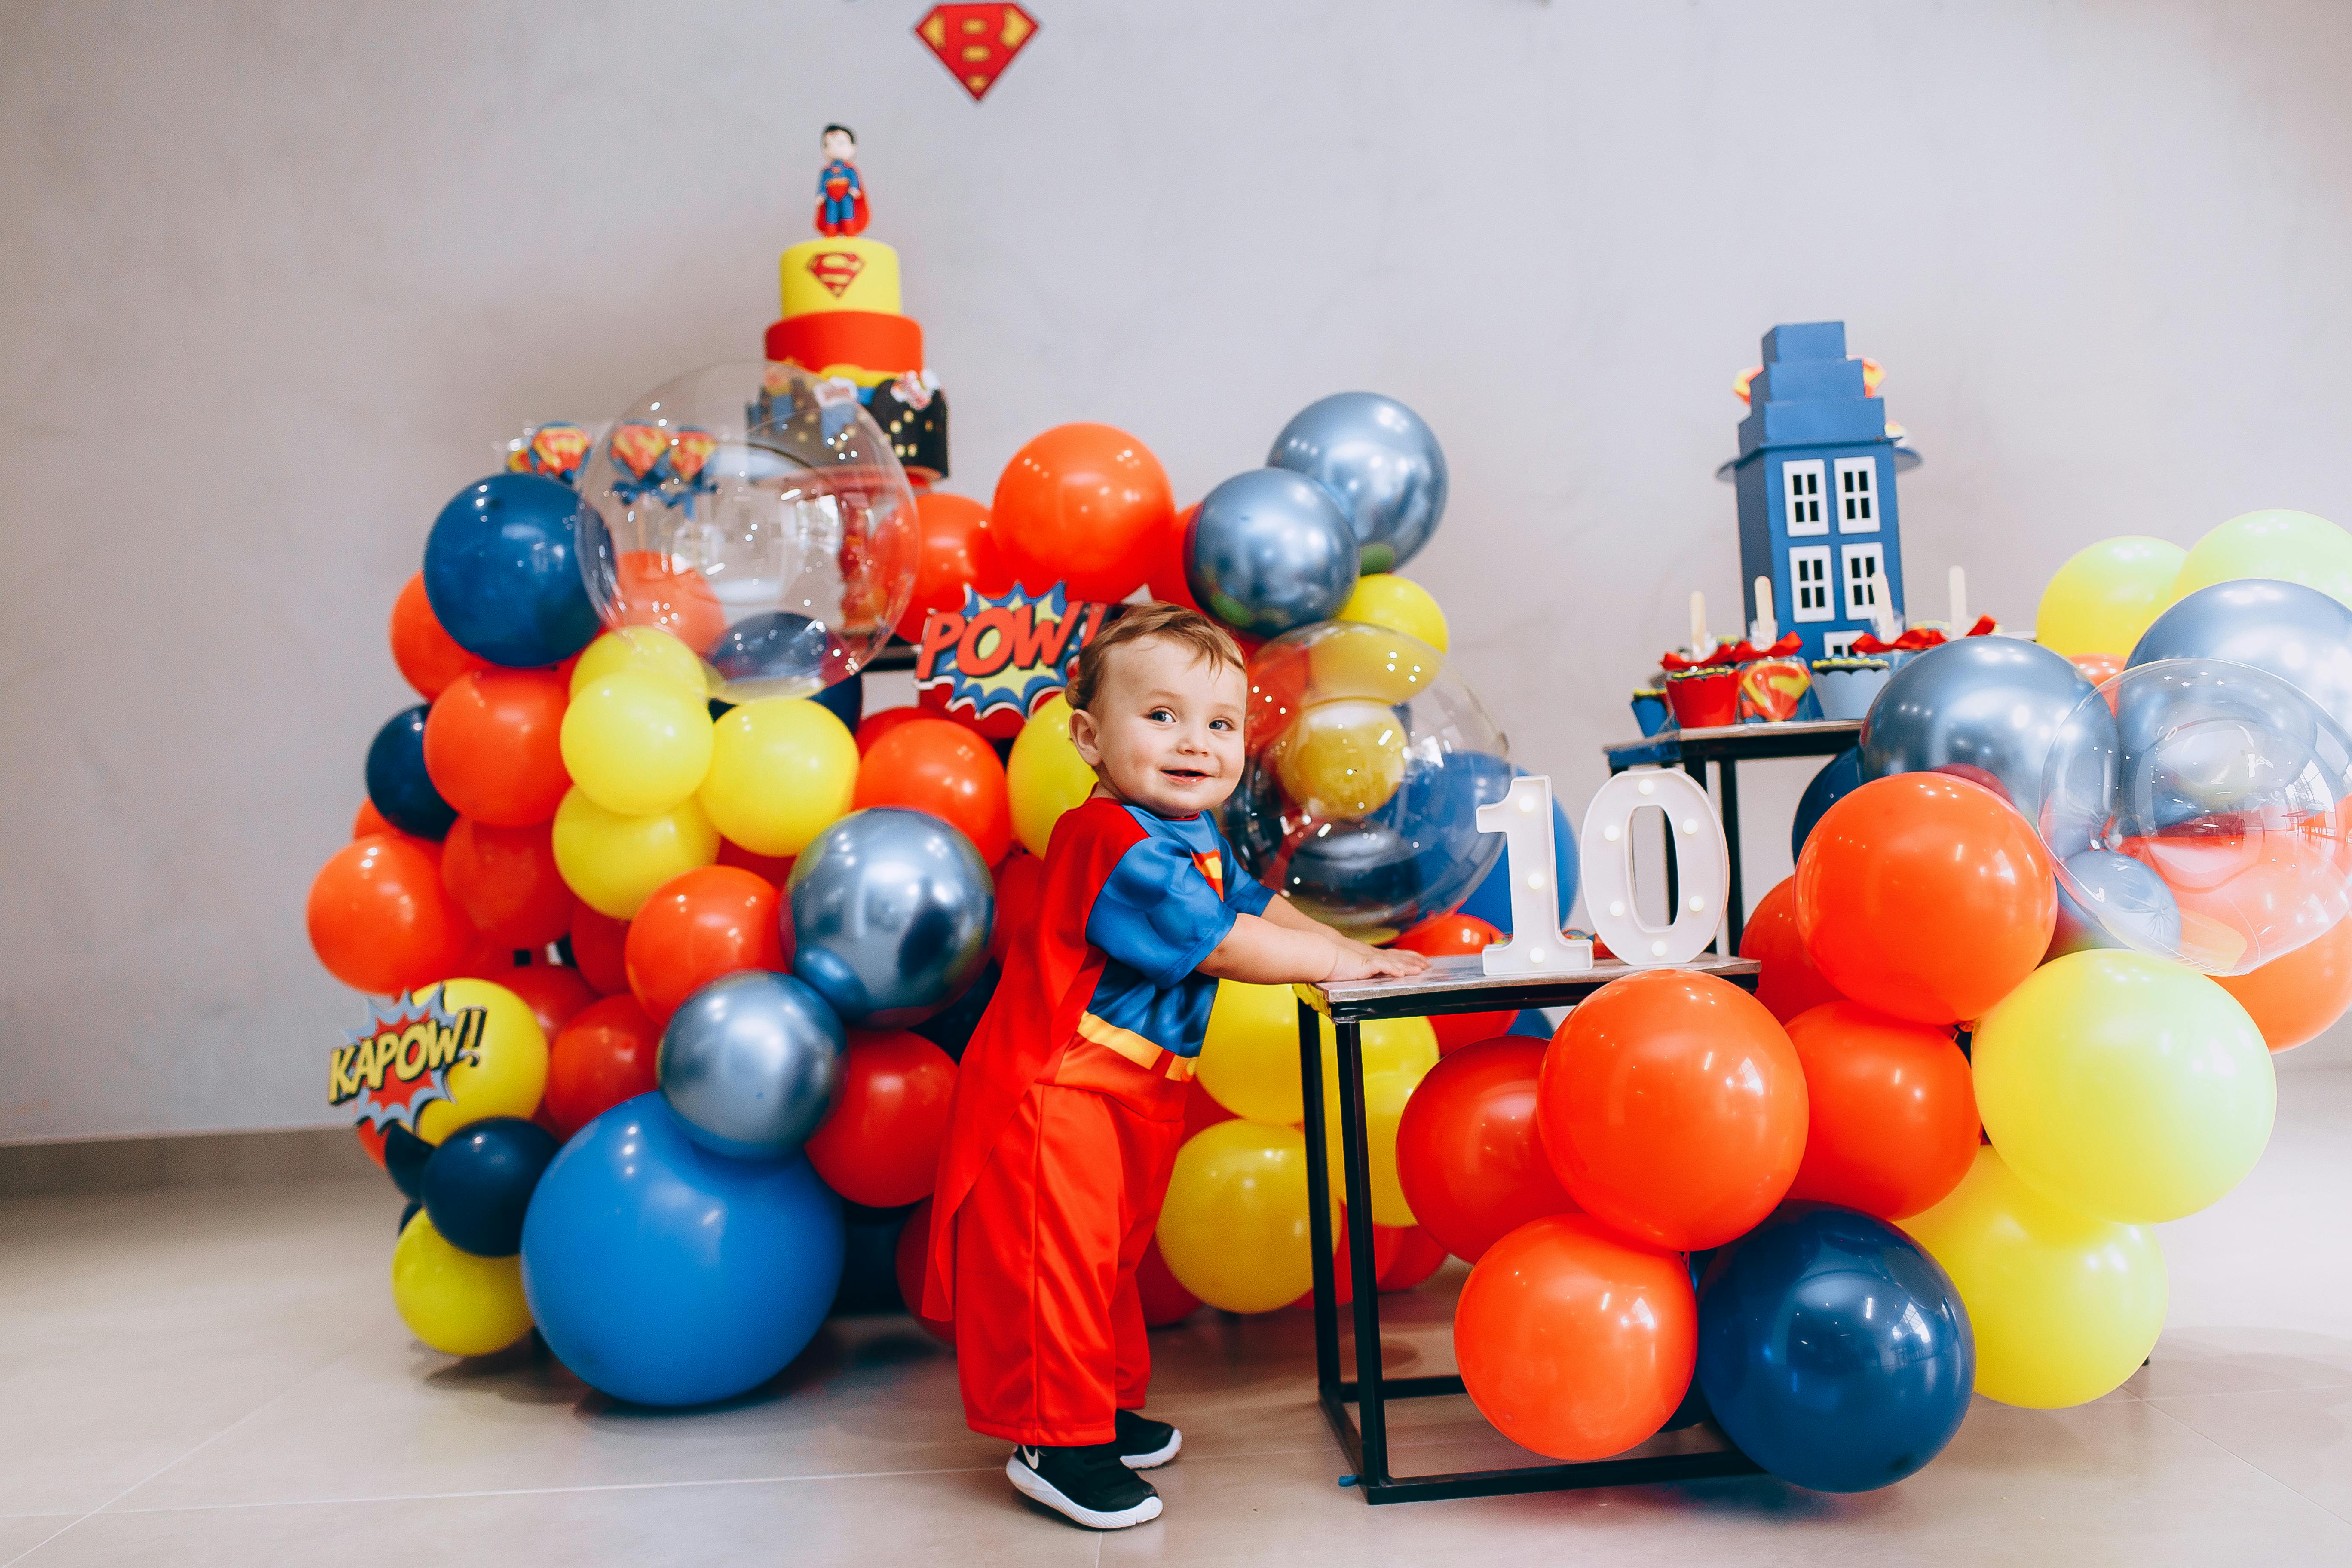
[{"left": 814, "top": 123, "right": 869, "bottom": 236}]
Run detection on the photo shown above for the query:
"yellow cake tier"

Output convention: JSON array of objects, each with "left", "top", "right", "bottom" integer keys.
[{"left": 780, "top": 236, "right": 903, "bottom": 319}]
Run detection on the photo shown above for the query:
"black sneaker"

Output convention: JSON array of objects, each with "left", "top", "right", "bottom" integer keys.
[
  {"left": 1114, "top": 1408, "right": 1182, "bottom": 1469},
  {"left": 1006, "top": 1441, "right": 1162, "bottom": 1529}
]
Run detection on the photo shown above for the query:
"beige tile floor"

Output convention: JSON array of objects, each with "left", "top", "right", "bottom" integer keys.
[{"left": 4, "top": 1072, "right": 2350, "bottom": 1566}]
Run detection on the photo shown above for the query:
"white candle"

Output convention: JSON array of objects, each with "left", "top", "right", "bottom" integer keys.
[
  {"left": 1949, "top": 565, "right": 1969, "bottom": 628},
  {"left": 1751, "top": 576, "right": 1778, "bottom": 644},
  {"left": 1690, "top": 590, "right": 1710, "bottom": 655}
]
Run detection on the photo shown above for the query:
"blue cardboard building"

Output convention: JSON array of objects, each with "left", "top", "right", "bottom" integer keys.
[{"left": 1732, "top": 322, "right": 1904, "bottom": 661}]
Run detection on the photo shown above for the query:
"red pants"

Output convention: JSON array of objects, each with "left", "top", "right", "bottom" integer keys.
[{"left": 952, "top": 1056, "right": 1186, "bottom": 1446}]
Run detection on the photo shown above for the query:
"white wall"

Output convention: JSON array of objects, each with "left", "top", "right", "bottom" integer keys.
[{"left": 6, "top": 0, "right": 2351, "bottom": 1140}]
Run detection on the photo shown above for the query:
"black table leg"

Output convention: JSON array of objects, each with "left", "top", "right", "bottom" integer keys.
[
  {"left": 1298, "top": 999, "right": 1340, "bottom": 1403},
  {"left": 1720, "top": 758, "right": 1744, "bottom": 953},
  {"left": 1333, "top": 1017, "right": 1388, "bottom": 1489}
]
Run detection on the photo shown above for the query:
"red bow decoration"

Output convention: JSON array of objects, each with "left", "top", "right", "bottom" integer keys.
[
  {"left": 1660, "top": 632, "right": 1802, "bottom": 672},
  {"left": 1850, "top": 616, "right": 1997, "bottom": 656}
]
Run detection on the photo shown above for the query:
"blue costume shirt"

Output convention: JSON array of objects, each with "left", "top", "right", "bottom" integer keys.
[{"left": 1079, "top": 804, "right": 1274, "bottom": 1059}]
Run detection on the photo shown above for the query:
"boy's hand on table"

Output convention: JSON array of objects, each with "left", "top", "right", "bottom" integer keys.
[{"left": 1323, "top": 940, "right": 1429, "bottom": 982}]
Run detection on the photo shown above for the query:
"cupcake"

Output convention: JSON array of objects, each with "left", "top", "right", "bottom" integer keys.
[
  {"left": 1630, "top": 687, "right": 1670, "bottom": 736},
  {"left": 1664, "top": 665, "right": 1741, "bottom": 729},
  {"left": 1811, "top": 657, "right": 1891, "bottom": 720}
]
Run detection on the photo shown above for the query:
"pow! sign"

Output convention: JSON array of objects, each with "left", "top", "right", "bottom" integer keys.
[
  {"left": 915, "top": 582, "right": 1111, "bottom": 729},
  {"left": 328, "top": 989, "right": 487, "bottom": 1135}
]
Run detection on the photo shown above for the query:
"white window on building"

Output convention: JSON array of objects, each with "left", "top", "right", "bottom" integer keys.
[
  {"left": 1782, "top": 459, "right": 1827, "bottom": 536},
  {"left": 1790, "top": 546, "right": 1834, "bottom": 622},
  {"left": 1820, "top": 628, "right": 1865, "bottom": 658},
  {"left": 1835, "top": 456, "right": 1880, "bottom": 533},
  {"left": 1841, "top": 543, "right": 1886, "bottom": 620}
]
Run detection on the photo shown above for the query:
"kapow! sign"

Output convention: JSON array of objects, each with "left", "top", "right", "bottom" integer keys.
[
  {"left": 915, "top": 583, "right": 1112, "bottom": 724},
  {"left": 328, "top": 986, "right": 487, "bottom": 1134}
]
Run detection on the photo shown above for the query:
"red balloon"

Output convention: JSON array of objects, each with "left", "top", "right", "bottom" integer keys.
[
  {"left": 1242, "top": 638, "right": 1311, "bottom": 756},
  {"left": 855, "top": 706, "right": 932, "bottom": 756},
  {"left": 543, "top": 995, "right": 661, "bottom": 1138},
  {"left": 440, "top": 817, "right": 575, "bottom": 947},
  {"left": 389, "top": 570, "right": 490, "bottom": 699},
  {"left": 2216, "top": 913, "right": 2352, "bottom": 1051},
  {"left": 623, "top": 867, "right": 790, "bottom": 1025},
  {"left": 1784, "top": 1001, "right": 1979, "bottom": 1220},
  {"left": 1292, "top": 1207, "right": 1401, "bottom": 1308},
  {"left": 1396, "top": 1037, "right": 1579, "bottom": 1262},
  {"left": 1740, "top": 875, "right": 1844, "bottom": 1023},
  {"left": 448, "top": 928, "right": 529, "bottom": 980},
  {"left": 854, "top": 719, "right": 1013, "bottom": 865},
  {"left": 1537, "top": 969, "right": 1807, "bottom": 1251},
  {"left": 990, "top": 423, "right": 1173, "bottom": 603},
  {"left": 1377, "top": 1225, "right": 1450, "bottom": 1292},
  {"left": 568, "top": 905, "right": 632, "bottom": 996},
  {"left": 715, "top": 838, "right": 795, "bottom": 888},
  {"left": 894, "top": 1197, "right": 956, "bottom": 1344},
  {"left": 1135, "top": 1236, "right": 1200, "bottom": 1327},
  {"left": 898, "top": 492, "right": 1009, "bottom": 640},
  {"left": 422, "top": 669, "right": 571, "bottom": 827},
  {"left": 1143, "top": 503, "right": 1202, "bottom": 611},
  {"left": 992, "top": 850, "right": 1044, "bottom": 962},
  {"left": 1181, "top": 1080, "right": 1236, "bottom": 1142},
  {"left": 1454, "top": 1213, "right": 1696, "bottom": 1461},
  {"left": 306, "top": 835, "right": 474, "bottom": 994},
  {"left": 803, "top": 1031, "right": 959, "bottom": 1208},
  {"left": 1393, "top": 914, "right": 1514, "bottom": 1049},
  {"left": 502, "top": 963, "right": 599, "bottom": 1044},
  {"left": 1796, "top": 774, "right": 2055, "bottom": 1025}
]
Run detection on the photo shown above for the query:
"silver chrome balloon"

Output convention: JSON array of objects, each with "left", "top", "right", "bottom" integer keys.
[
  {"left": 2128, "top": 578, "right": 2352, "bottom": 740},
  {"left": 657, "top": 971, "right": 846, "bottom": 1161},
  {"left": 2047, "top": 851, "right": 2183, "bottom": 960},
  {"left": 1184, "top": 469, "right": 1359, "bottom": 639},
  {"left": 1859, "top": 637, "right": 2096, "bottom": 821},
  {"left": 1266, "top": 392, "right": 1448, "bottom": 572},
  {"left": 788, "top": 807, "right": 995, "bottom": 1027}
]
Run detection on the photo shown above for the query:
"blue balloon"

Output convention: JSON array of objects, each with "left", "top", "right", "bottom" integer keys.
[
  {"left": 420, "top": 1116, "right": 559, "bottom": 1257},
  {"left": 658, "top": 971, "right": 845, "bottom": 1161},
  {"left": 1378, "top": 748, "right": 1513, "bottom": 919},
  {"left": 789, "top": 807, "right": 995, "bottom": 1026},
  {"left": 1266, "top": 392, "right": 1449, "bottom": 572},
  {"left": 911, "top": 959, "right": 998, "bottom": 1064},
  {"left": 1791, "top": 747, "right": 1863, "bottom": 862},
  {"left": 1456, "top": 770, "right": 1579, "bottom": 936},
  {"left": 521, "top": 1094, "right": 845, "bottom": 1406},
  {"left": 1184, "top": 469, "right": 1360, "bottom": 638},
  {"left": 381, "top": 1122, "right": 433, "bottom": 1200},
  {"left": 2049, "top": 850, "right": 2182, "bottom": 959},
  {"left": 1697, "top": 1205, "right": 1973, "bottom": 1494},
  {"left": 814, "top": 670, "right": 863, "bottom": 732},
  {"left": 1859, "top": 636, "right": 2095, "bottom": 821},
  {"left": 365, "top": 704, "right": 454, "bottom": 840},
  {"left": 1278, "top": 818, "right": 1422, "bottom": 932},
  {"left": 830, "top": 1212, "right": 910, "bottom": 1316},
  {"left": 422, "top": 472, "right": 600, "bottom": 668},
  {"left": 710, "top": 611, "right": 838, "bottom": 686},
  {"left": 398, "top": 1197, "right": 421, "bottom": 1236},
  {"left": 2130, "top": 578, "right": 2352, "bottom": 739}
]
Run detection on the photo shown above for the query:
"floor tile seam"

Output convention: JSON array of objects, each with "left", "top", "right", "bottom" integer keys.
[
  {"left": 99, "top": 1464, "right": 1012, "bottom": 1514},
  {"left": 2137, "top": 1395, "right": 2352, "bottom": 1531},
  {"left": 0, "top": 1518, "right": 86, "bottom": 1568},
  {"left": 2139, "top": 1381, "right": 2352, "bottom": 1404}
]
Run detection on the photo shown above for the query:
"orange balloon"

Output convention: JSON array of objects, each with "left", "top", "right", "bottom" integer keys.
[
  {"left": 1795, "top": 774, "right": 2055, "bottom": 1025},
  {"left": 423, "top": 669, "right": 571, "bottom": 826},
  {"left": 567, "top": 905, "right": 632, "bottom": 996},
  {"left": 612, "top": 549, "right": 725, "bottom": 655},
  {"left": 1537, "top": 970, "right": 1807, "bottom": 1251},
  {"left": 802, "top": 1030, "right": 959, "bottom": 1208},
  {"left": 1739, "top": 875, "right": 1844, "bottom": 1023},
  {"left": 899, "top": 492, "right": 1008, "bottom": 639},
  {"left": 1394, "top": 913, "right": 1514, "bottom": 1048},
  {"left": 623, "top": 866, "right": 790, "bottom": 1025},
  {"left": 2068, "top": 651, "right": 2126, "bottom": 687},
  {"left": 1784, "top": 1001, "right": 1978, "bottom": 1220},
  {"left": 389, "top": 570, "right": 490, "bottom": 699},
  {"left": 990, "top": 423, "right": 1173, "bottom": 603},
  {"left": 894, "top": 1197, "right": 956, "bottom": 1344},
  {"left": 991, "top": 849, "right": 1044, "bottom": 962},
  {"left": 440, "top": 818, "right": 575, "bottom": 948},
  {"left": 543, "top": 995, "right": 661, "bottom": 1138},
  {"left": 1395, "top": 1037, "right": 1577, "bottom": 1262},
  {"left": 2121, "top": 827, "right": 2348, "bottom": 974},
  {"left": 502, "top": 963, "right": 599, "bottom": 1043},
  {"left": 1376, "top": 1225, "right": 1450, "bottom": 1292},
  {"left": 854, "top": 719, "right": 1013, "bottom": 864},
  {"left": 1454, "top": 1213, "right": 1695, "bottom": 1461},
  {"left": 2216, "top": 913, "right": 2352, "bottom": 1051},
  {"left": 353, "top": 799, "right": 395, "bottom": 839},
  {"left": 1181, "top": 1079, "right": 1236, "bottom": 1141},
  {"left": 306, "top": 835, "right": 474, "bottom": 994}
]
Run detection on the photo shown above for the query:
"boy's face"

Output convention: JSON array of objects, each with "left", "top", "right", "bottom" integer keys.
[
  {"left": 822, "top": 130, "right": 854, "bottom": 162},
  {"left": 1069, "top": 637, "right": 1248, "bottom": 818}
]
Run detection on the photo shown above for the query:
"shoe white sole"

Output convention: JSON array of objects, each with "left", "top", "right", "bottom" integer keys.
[
  {"left": 1006, "top": 1455, "right": 1163, "bottom": 1529},
  {"left": 1121, "top": 1427, "right": 1182, "bottom": 1470}
]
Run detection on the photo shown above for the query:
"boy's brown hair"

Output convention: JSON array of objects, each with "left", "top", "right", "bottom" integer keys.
[{"left": 1065, "top": 602, "right": 1246, "bottom": 714}]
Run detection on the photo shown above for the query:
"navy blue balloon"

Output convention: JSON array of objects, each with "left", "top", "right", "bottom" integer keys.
[
  {"left": 422, "top": 472, "right": 600, "bottom": 668},
  {"left": 814, "top": 670, "right": 864, "bottom": 732},
  {"left": 1377, "top": 748, "right": 1513, "bottom": 917},
  {"left": 381, "top": 1122, "right": 435, "bottom": 1200},
  {"left": 1697, "top": 1205, "right": 1973, "bottom": 1493},
  {"left": 710, "top": 611, "right": 839, "bottom": 686},
  {"left": 911, "top": 960, "right": 998, "bottom": 1064},
  {"left": 1791, "top": 747, "right": 1863, "bottom": 862},
  {"left": 1278, "top": 818, "right": 1421, "bottom": 932},
  {"left": 1457, "top": 769, "right": 1578, "bottom": 935},
  {"left": 420, "top": 1116, "right": 560, "bottom": 1257},
  {"left": 830, "top": 1212, "right": 910, "bottom": 1316},
  {"left": 365, "top": 704, "right": 455, "bottom": 840},
  {"left": 521, "top": 1094, "right": 845, "bottom": 1406},
  {"left": 398, "top": 1198, "right": 422, "bottom": 1236}
]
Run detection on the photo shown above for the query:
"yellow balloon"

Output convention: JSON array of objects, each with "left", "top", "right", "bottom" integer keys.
[
  {"left": 1974, "top": 950, "right": 2274, "bottom": 1224},
  {"left": 1338, "top": 574, "right": 1449, "bottom": 652},
  {"left": 1902, "top": 1146, "right": 2166, "bottom": 1409},
  {"left": 1361, "top": 1063, "right": 1429, "bottom": 1227},
  {"left": 569, "top": 626, "right": 710, "bottom": 699},
  {"left": 560, "top": 669, "right": 715, "bottom": 815},
  {"left": 2033, "top": 536, "right": 2187, "bottom": 658},
  {"left": 391, "top": 1210, "right": 534, "bottom": 1357},
  {"left": 1195, "top": 980, "right": 1437, "bottom": 1124},
  {"left": 1155, "top": 1120, "right": 1338, "bottom": 1313},
  {"left": 1274, "top": 700, "right": 1408, "bottom": 819},
  {"left": 697, "top": 698, "right": 858, "bottom": 856},
  {"left": 1305, "top": 621, "right": 1441, "bottom": 704},
  {"left": 551, "top": 787, "right": 720, "bottom": 918},
  {"left": 2170, "top": 508, "right": 2352, "bottom": 610},
  {"left": 1008, "top": 695, "right": 1099, "bottom": 858},
  {"left": 406, "top": 977, "right": 550, "bottom": 1144}
]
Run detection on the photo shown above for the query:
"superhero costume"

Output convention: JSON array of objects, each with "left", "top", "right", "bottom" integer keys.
[
  {"left": 815, "top": 158, "right": 868, "bottom": 237},
  {"left": 925, "top": 795, "right": 1274, "bottom": 1446}
]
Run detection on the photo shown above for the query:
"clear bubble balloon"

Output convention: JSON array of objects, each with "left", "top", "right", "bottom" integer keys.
[
  {"left": 1221, "top": 622, "right": 1507, "bottom": 942},
  {"left": 2038, "top": 658, "right": 2352, "bottom": 974},
  {"left": 575, "top": 362, "right": 921, "bottom": 704}
]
